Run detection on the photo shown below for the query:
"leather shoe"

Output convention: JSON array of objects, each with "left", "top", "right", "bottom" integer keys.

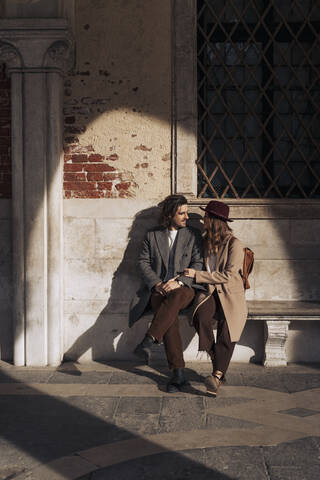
[
  {"left": 167, "top": 368, "right": 188, "bottom": 393},
  {"left": 134, "top": 334, "right": 154, "bottom": 364}
]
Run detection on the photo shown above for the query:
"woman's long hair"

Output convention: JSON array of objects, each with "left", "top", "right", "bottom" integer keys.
[{"left": 204, "top": 216, "right": 233, "bottom": 255}]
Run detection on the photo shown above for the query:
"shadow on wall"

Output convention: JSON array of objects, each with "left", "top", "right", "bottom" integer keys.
[
  {"left": 64, "top": 207, "right": 200, "bottom": 364},
  {"left": 64, "top": 208, "right": 260, "bottom": 366},
  {"left": 0, "top": 368, "right": 233, "bottom": 479}
]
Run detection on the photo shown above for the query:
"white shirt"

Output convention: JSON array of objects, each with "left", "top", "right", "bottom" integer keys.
[{"left": 168, "top": 229, "right": 178, "bottom": 251}]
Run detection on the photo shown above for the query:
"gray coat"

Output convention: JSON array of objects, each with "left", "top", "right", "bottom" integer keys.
[{"left": 129, "top": 226, "right": 203, "bottom": 327}]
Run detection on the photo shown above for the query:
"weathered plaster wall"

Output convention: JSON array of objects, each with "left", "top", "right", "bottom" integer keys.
[
  {"left": 63, "top": 0, "right": 171, "bottom": 200},
  {"left": 63, "top": 200, "right": 320, "bottom": 363}
]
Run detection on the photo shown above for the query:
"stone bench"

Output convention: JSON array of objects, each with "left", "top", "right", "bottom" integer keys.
[
  {"left": 247, "top": 300, "right": 320, "bottom": 367},
  {"left": 142, "top": 300, "right": 320, "bottom": 367}
]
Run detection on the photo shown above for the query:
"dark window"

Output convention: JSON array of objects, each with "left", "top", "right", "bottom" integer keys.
[{"left": 197, "top": 0, "right": 320, "bottom": 198}]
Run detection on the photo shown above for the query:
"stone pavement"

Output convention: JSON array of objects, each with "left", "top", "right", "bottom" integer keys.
[{"left": 0, "top": 361, "right": 319, "bottom": 480}]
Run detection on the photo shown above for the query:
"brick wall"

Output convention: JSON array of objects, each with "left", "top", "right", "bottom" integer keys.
[
  {"left": 0, "top": 64, "right": 11, "bottom": 199},
  {"left": 63, "top": 77, "right": 135, "bottom": 199}
]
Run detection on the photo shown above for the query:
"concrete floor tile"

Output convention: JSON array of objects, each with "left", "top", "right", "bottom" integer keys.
[
  {"left": 204, "top": 445, "right": 265, "bottom": 467},
  {"left": 283, "top": 373, "right": 320, "bottom": 393},
  {"left": 204, "top": 396, "right": 255, "bottom": 408},
  {"left": 114, "top": 413, "right": 160, "bottom": 435},
  {"left": 159, "top": 397, "right": 206, "bottom": 433},
  {"left": 262, "top": 436, "right": 320, "bottom": 466},
  {"left": 62, "top": 396, "right": 118, "bottom": 419},
  {"left": 205, "top": 414, "right": 261, "bottom": 430},
  {"left": 268, "top": 465, "right": 320, "bottom": 480},
  {"left": 116, "top": 396, "right": 161, "bottom": 415},
  {"left": 0, "top": 370, "right": 53, "bottom": 384},
  {"left": 49, "top": 371, "right": 113, "bottom": 384},
  {"left": 109, "top": 371, "right": 167, "bottom": 385}
]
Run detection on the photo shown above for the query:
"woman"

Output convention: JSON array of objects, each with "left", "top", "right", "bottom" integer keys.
[{"left": 184, "top": 200, "right": 248, "bottom": 396}]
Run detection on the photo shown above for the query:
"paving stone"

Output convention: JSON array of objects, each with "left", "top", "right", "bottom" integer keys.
[
  {"left": 88, "top": 449, "right": 231, "bottom": 480},
  {"left": 262, "top": 437, "right": 320, "bottom": 466},
  {"left": 240, "top": 373, "right": 287, "bottom": 392},
  {"left": 204, "top": 396, "right": 255, "bottom": 408},
  {"left": 0, "top": 369, "right": 53, "bottom": 383},
  {"left": 278, "top": 407, "right": 320, "bottom": 417},
  {"left": 159, "top": 397, "right": 206, "bottom": 433},
  {"left": 49, "top": 371, "right": 113, "bottom": 384},
  {"left": 110, "top": 371, "right": 167, "bottom": 385},
  {"left": 205, "top": 413, "right": 261, "bottom": 430},
  {"left": 268, "top": 465, "right": 320, "bottom": 480},
  {"left": 116, "top": 396, "right": 161, "bottom": 415},
  {"left": 62, "top": 396, "right": 118, "bottom": 420},
  {"left": 205, "top": 445, "right": 265, "bottom": 467},
  {"left": 282, "top": 373, "right": 320, "bottom": 393},
  {"left": 114, "top": 414, "right": 160, "bottom": 435}
]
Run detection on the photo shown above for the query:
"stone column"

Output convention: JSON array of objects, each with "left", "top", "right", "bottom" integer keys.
[
  {"left": 0, "top": 19, "right": 74, "bottom": 365},
  {"left": 264, "top": 320, "right": 290, "bottom": 367}
]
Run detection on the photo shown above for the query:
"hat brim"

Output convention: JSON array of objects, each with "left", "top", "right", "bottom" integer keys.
[{"left": 200, "top": 206, "right": 233, "bottom": 222}]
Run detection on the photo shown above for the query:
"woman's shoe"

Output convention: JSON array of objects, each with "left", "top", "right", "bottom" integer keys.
[{"left": 204, "top": 374, "right": 222, "bottom": 396}]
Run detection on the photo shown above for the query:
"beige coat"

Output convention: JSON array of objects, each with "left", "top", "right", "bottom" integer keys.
[{"left": 192, "top": 234, "right": 248, "bottom": 342}]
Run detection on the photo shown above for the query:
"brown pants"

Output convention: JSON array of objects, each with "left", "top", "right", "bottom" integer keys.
[
  {"left": 193, "top": 291, "right": 235, "bottom": 375},
  {"left": 147, "top": 287, "right": 195, "bottom": 369}
]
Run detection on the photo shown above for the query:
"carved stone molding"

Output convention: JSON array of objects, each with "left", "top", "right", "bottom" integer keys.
[
  {"left": 264, "top": 320, "right": 290, "bottom": 367},
  {"left": 0, "top": 19, "right": 74, "bottom": 73},
  {"left": 0, "top": 40, "right": 21, "bottom": 68},
  {"left": 44, "top": 37, "right": 74, "bottom": 72}
]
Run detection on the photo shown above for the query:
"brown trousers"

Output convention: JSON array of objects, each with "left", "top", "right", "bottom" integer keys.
[
  {"left": 193, "top": 291, "right": 235, "bottom": 375},
  {"left": 147, "top": 286, "right": 195, "bottom": 369}
]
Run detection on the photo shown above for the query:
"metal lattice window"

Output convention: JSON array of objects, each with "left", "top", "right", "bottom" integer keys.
[{"left": 197, "top": 0, "right": 320, "bottom": 198}]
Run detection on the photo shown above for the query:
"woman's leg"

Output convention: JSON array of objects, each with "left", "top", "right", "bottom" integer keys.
[
  {"left": 214, "top": 315, "right": 236, "bottom": 377},
  {"left": 193, "top": 295, "right": 216, "bottom": 355}
]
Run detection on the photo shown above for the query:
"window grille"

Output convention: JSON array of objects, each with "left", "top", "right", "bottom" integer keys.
[{"left": 197, "top": 0, "right": 320, "bottom": 198}]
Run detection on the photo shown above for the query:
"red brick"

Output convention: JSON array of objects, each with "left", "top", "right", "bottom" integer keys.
[
  {"left": 64, "top": 164, "right": 84, "bottom": 172},
  {"left": 63, "top": 172, "right": 86, "bottom": 181},
  {"left": 64, "top": 190, "right": 72, "bottom": 198},
  {"left": 64, "top": 126, "right": 86, "bottom": 135},
  {"left": 88, "top": 154, "right": 104, "bottom": 162},
  {"left": 103, "top": 172, "right": 119, "bottom": 181},
  {"left": 87, "top": 172, "right": 103, "bottom": 181},
  {"left": 71, "top": 154, "right": 88, "bottom": 163},
  {"left": 65, "top": 116, "right": 76, "bottom": 124},
  {"left": 64, "top": 136, "right": 79, "bottom": 145},
  {"left": 84, "top": 164, "right": 115, "bottom": 172},
  {"left": 106, "top": 153, "right": 119, "bottom": 161},
  {"left": 63, "top": 181, "right": 96, "bottom": 191},
  {"left": 97, "top": 182, "right": 113, "bottom": 190},
  {"left": 115, "top": 182, "right": 131, "bottom": 191},
  {"left": 71, "top": 190, "right": 105, "bottom": 199}
]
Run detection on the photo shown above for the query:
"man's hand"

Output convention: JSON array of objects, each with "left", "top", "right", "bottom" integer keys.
[
  {"left": 162, "top": 279, "right": 181, "bottom": 293},
  {"left": 184, "top": 268, "right": 196, "bottom": 278},
  {"left": 153, "top": 282, "right": 166, "bottom": 296}
]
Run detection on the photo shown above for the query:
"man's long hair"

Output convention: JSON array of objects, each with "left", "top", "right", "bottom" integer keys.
[
  {"left": 159, "top": 194, "right": 188, "bottom": 228},
  {"left": 204, "top": 216, "right": 233, "bottom": 255}
]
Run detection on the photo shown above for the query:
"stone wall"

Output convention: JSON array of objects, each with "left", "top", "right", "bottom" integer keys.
[
  {"left": 63, "top": 201, "right": 320, "bottom": 363},
  {"left": 63, "top": 0, "right": 172, "bottom": 201},
  {"left": 0, "top": 63, "right": 10, "bottom": 199}
]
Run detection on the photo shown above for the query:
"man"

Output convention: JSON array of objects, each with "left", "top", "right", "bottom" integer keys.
[{"left": 129, "top": 194, "right": 203, "bottom": 392}]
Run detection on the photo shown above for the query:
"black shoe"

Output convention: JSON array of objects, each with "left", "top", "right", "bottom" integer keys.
[
  {"left": 134, "top": 335, "right": 154, "bottom": 364},
  {"left": 167, "top": 368, "right": 188, "bottom": 393}
]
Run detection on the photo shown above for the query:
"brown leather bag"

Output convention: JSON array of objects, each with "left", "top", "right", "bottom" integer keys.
[
  {"left": 242, "top": 247, "right": 254, "bottom": 289},
  {"left": 230, "top": 237, "right": 254, "bottom": 289}
]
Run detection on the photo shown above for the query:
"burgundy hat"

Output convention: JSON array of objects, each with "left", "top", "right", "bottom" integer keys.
[{"left": 200, "top": 200, "right": 233, "bottom": 222}]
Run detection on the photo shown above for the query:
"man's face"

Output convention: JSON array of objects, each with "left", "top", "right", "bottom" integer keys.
[{"left": 170, "top": 204, "right": 189, "bottom": 230}]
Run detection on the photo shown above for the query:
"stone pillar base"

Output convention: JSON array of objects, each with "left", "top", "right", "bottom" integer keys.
[{"left": 264, "top": 320, "right": 290, "bottom": 367}]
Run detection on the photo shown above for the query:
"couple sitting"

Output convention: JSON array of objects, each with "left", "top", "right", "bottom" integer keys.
[{"left": 129, "top": 194, "right": 247, "bottom": 396}]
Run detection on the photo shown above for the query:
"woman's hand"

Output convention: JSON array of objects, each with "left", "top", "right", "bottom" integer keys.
[{"left": 184, "top": 268, "right": 196, "bottom": 278}]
